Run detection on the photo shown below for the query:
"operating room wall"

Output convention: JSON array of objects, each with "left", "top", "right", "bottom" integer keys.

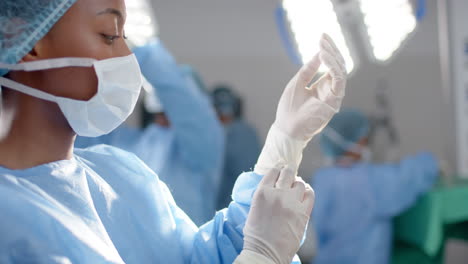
[{"left": 149, "top": 0, "right": 449, "bottom": 178}]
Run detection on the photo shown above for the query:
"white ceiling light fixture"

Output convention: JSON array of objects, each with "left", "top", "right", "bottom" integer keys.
[
  {"left": 282, "top": 0, "right": 355, "bottom": 73},
  {"left": 125, "top": 0, "right": 158, "bottom": 47},
  {"left": 359, "top": 0, "right": 417, "bottom": 62}
]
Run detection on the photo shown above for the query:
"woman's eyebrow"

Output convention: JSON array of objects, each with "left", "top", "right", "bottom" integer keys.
[{"left": 97, "top": 8, "right": 124, "bottom": 21}]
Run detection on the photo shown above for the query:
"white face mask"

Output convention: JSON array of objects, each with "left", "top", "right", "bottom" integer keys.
[{"left": 0, "top": 54, "right": 143, "bottom": 137}]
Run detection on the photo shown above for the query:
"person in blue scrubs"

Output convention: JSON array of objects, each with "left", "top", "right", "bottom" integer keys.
[
  {"left": 0, "top": 0, "right": 346, "bottom": 261},
  {"left": 311, "top": 109, "right": 439, "bottom": 264},
  {"left": 212, "top": 86, "right": 261, "bottom": 209},
  {"left": 75, "top": 40, "right": 224, "bottom": 225}
]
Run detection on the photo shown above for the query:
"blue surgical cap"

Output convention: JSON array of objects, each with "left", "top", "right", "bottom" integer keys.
[
  {"left": 320, "top": 109, "right": 370, "bottom": 159},
  {"left": 0, "top": 0, "right": 77, "bottom": 76}
]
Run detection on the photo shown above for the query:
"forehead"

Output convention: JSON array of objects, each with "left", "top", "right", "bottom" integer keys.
[{"left": 77, "top": 0, "right": 127, "bottom": 17}]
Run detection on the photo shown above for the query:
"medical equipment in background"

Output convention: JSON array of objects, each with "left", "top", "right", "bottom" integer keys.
[
  {"left": 369, "top": 79, "right": 401, "bottom": 163},
  {"left": 438, "top": 0, "right": 468, "bottom": 178},
  {"left": 277, "top": 0, "right": 426, "bottom": 74}
]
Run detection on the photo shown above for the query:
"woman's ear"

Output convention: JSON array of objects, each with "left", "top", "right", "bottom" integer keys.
[
  {"left": 20, "top": 51, "right": 38, "bottom": 63},
  {"left": 20, "top": 38, "right": 48, "bottom": 63}
]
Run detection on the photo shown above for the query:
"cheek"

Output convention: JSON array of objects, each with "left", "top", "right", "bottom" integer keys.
[
  {"left": 42, "top": 67, "right": 98, "bottom": 101},
  {"left": 47, "top": 29, "right": 104, "bottom": 58}
]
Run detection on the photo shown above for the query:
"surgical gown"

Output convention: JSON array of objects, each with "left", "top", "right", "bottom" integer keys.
[
  {"left": 311, "top": 152, "right": 438, "bottom": 264},
  {"left": 0, "top": 145, "right": 254, "bottom": 263},
  {"left": 218, "top": 119, "right": 261, "bottom": 209},
  {"left": 75, "top": 67, "right": 224, "bottom": 226}
]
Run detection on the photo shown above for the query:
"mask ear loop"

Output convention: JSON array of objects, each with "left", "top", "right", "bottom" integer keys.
[{"left": 323, "top": 128, "right": 369, "bottom": 162}]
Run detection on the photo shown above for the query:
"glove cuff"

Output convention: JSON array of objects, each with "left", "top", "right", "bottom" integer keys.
[
  {"left": 254, "top": 125, "right": 308, "bottom": 175},
  {"left": 234, "top": 250, "right": 277, "bottom": 264}
]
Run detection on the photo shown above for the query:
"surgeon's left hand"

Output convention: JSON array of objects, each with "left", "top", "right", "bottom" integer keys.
[
  {"left": 234, "top": 167, "right": 315, "bottom": 264},
  {"left": 255, "top": 34, "right": 347, "bottom": 175}
]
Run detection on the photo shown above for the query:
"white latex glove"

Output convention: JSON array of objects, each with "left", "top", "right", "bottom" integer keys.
[
  {"left": 234, "top": 167, "right": 315, "bottom": 264},
  {"left": 255, "top": 34, "right": 347, "bottom": 175}
]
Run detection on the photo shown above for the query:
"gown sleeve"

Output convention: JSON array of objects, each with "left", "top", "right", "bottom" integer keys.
[{"left": 368, "top": 152, "right": 439, "bottom": 218}]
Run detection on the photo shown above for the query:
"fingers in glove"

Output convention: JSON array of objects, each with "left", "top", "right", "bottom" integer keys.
[
  {"left": 291, "top": 177, "right": 307, "bottom": 201},
  {"left": 320, "top": 34, "right": 346, "bottom": 67},
  {"left": 259, "top": 168, "right": 281, "bottom": 188},
  {"left": 275, "top": 166, "right": 296, "bottom": 189},
  {"left": 294, "top": 53, "right": 321, "bottom": 89},
  {"left": 308, "top": 72, "right": 331, "bottom": 95},
  {"left": 320, "top": 42, "right": 346, "bottom": 75},
  {"left": 319, "top": 51, "right": 347, "bottom": 98},
  {"left": 302, "top": 186, "right": 315, "bottom": 216},
  {"left": 319, "top": 50, "right": 345, "bottom": 80}
]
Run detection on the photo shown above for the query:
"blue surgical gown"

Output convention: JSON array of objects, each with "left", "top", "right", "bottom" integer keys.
[
  {"left": 311, "top": 152, "right": 439, "bottom": 264},
  {"left": 0, "top": 145, "right": 255, "bottom": 263},
  {"left": 218, "top": 119, "right": 261, "bottom": 209},
  {"left": 75, "top": 70, "right": 224, "bottom": 226}
]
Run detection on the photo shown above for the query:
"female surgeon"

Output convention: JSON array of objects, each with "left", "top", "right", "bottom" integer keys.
[{"left": 0, "top": 0, "right": 347, "bottom": 263}]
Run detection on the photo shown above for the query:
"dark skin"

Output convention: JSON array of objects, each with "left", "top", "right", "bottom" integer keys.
[
  {"left": 218, "top": 114, "right": 234, "bottom": 125},
  {"left": 153, "top": 113, "right": 170, "bottom": 128},
  {"left": 0, "top": 0, "right": 130, "bottom": 169}
]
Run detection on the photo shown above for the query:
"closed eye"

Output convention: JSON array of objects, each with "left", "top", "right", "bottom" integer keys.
[{"left": 101, "top": 34, "right": 121, "bottom": 45}]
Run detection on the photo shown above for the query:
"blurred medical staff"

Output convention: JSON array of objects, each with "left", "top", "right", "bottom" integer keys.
[
  {"left": 212, "top": 86, "right": 261, "bottom": 209},
  {"left": 75, "top": 39, "right": 224, "bottom": 225},
  {"left": 311, "top": 109, "right": 439, "bottom": 264}
]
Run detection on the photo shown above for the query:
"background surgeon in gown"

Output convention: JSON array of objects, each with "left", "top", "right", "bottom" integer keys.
[
  {"left": 311, "top": 109, "right": 439, "bottom": 264},
  {"left": 211, "top": 85, "right": 261, "bottom": 210},
  {"left": 75, "top": 39, "right": 224, "bottom": 225}
]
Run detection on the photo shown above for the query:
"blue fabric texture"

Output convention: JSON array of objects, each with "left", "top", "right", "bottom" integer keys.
[
  {"left": 0, "top": 145, "right": 257, "bottom": 263},
  {"left": 218, "top": 119, "right": 261, "bottom": 209},
  {"left": 0, "top": 0, "right": 77, "bottom": 76},
  {"left": 319, "top": 109, "right": 370, "bottom": 159},
  {"left": 76, "top": 40, "right": 224, "bottom": 225},
  {"left": 311, "top": 152, "right": 439, "bottom": 264}
]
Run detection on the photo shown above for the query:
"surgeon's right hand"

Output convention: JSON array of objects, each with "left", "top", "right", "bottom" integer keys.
[
  {"left": 255, "top": 34, "right": 347, "bottom": 175},
  {"left": 234, "top": 167, "right": 315, "bottom": 264},
  {"left": 275, "top": 33, "right": 346, "bottom": 141}
]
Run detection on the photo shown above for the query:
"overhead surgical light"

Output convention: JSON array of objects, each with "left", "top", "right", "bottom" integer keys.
[
  {"left": 282, "top": 0, "right": 355, "bottom": 73},
  {"left": 125, "top": 0, "right": 158, "bottom": 47},
  {"left": 359, "top": 0, "right": 417, "bottom": 62}
]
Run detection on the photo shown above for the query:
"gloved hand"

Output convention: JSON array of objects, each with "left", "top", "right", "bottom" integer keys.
[
  {"left": 255, "top": 34, "right": 347, "bottom": 175},
  {"left": 234, "top": 167, "right": 315, "bottom": 264}
]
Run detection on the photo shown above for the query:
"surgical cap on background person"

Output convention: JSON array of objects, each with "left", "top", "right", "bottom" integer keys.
[
  {"left": 212, "top": 86, "right": 240, "bottom": 118},
  {"left": 320, "top": 109, "right": 370, "bottom": 159},
  {"left": 0, "top": 0, "right": 77, "bottom": 76}
]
